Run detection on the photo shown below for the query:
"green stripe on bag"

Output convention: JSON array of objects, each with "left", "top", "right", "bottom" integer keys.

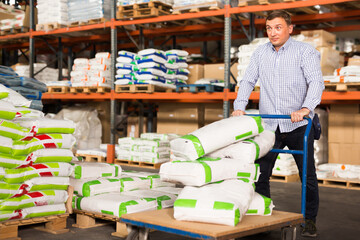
[
  {"left": 261, "top": 194, "right": 272, "bottom": 215},
  {"left": 254, "top": 164, "right": 259, "bottom": 181},
  {"left": 76, "top": 196, "right": 84, "bottom": 210},
  {"left": 235, "top": 131, "right": 252, "bottom": 141},
  {"left": 101, "top": 210, "right": 114, "bottom": 215},
  {"left": 174, "top": 199, "right": 197, "bottom": 208},
  {"left": 102, "top": 173, "right": 112, "bottom": 177},
  {"left": 37, "top": 128, "right": 74, "bottom": 134},
  {"left": 198, "top": 161, "right": 212, "bottom": 183},
  {"left": 234, "top": 208, "right": 240, "bottom": 226},
  {"left": 244, "top": 139, "right": 260, "bottom": 160},
  {"left": 36, "top": 156, "right": 73, "bottom": 163},
  {"left": 25, "top": 210, "right": 66, "bottom": 218},
  {"left": 83, "top": 180, "right": 101, "bottom": 197},
  {"left": 180, "top": 135, "right": 205, "bottom": 158},
  {"left": 246, "top": 209, "right": 258, "bottom": 214},
  {"left": 119, "top": 200, "right": 139, "bottom": 217},
  {"left": 0, "top": 145, "right": 12, "bottom": 155},
  {"left": 0, "top": 110, "right": 16, "bottom": 120},
  {"left": 251, "top": 116, "right": 264, "bottom": 134},
  {"left": 237, "top": 172, "right": 251, "bottom": 178},
  {"left": 75, "top": 166, "right": 82, "bottom": 179},
  {"left": 213, "top": 201, "right": 234, "bottom": 210}
]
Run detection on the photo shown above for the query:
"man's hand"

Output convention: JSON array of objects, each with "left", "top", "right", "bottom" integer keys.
[
  {"left": 291, "top": 108, "right": 310, "bottom": 123},
  {"left": 232, "top": 110, "right": 246, "bottom": 117}
]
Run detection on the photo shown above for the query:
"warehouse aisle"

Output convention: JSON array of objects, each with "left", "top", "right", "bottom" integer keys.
[{"left": 18, "top": 181, "right": 360, "bottom": 240}]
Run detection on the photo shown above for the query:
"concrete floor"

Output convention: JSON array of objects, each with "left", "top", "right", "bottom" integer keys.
[{"left": 18, "top": 181, "right": 360, "bottom": 240}]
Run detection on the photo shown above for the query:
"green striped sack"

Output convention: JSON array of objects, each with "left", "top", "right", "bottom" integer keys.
[
  {"left": 71, "top": 162, "right": 121, "bottom": 179},
  {"left": 0, "top": 120, "right": 28, "bottom": 140},
  {"left": 22, "top": 203, "right": 66, "bottom": 218}
]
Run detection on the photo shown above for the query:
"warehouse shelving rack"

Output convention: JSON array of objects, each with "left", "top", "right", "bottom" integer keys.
[{"left": 0, "top": 0, "right": 360, "bottom": 163}]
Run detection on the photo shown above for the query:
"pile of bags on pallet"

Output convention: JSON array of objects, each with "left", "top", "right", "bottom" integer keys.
[
  {"left": 71, "top": 52, "right": 112, "bottom": 88},
  {"left": 316, "top": 163, "right": 360, "bottom": 180},
  {"left": 115, "top": 49, "right": 189, "bottom": 89},
  {"left": 117, "top": 133, "right": 178, "bottom": 164},
  {"left": 71, "top": 162, "right": 181, "bottom": 217},
  {"left": 0, "top": 66, "right": 47, "bottom": 111},
  {"left": 0, "top": 86, "right": 77, "bottom": 221},
  {"left": 160, "top": 115, "right": 276, "bottom": 226},
  {"left": 117, "top": 0, "right": 174, "bottom": 6},
  {"left": 172, "top": 0, "right": 224, "bottom": 12}
]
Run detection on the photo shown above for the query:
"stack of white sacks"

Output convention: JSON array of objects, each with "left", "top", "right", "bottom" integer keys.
[
  {"left": 0, "top": 84, "right": 77, "bottom": 221},
  {"left": 172, "top": 0, "right": 223, "bottom": 11},
  {"left": 272, "top": 152, "right": 298, "bottom": 176},
  {"left": 67, "top": 0, "right": 111, "bottom": 23},
  {"left": 117, "top": 133, "right": 178, "bottom": 164},
  {"left": 117, "top": 0, "right": 174, "bottom": 6},
  {"left": 0, "top": 3, "right": 25, "bottom": 31},
  {"left": 71, "top": 162, "right": 180, "bottom": 216},
  {"left": 316, "top": 163, "right": 360, "bottom": 180},
  {"left": 115, "top": 49, "right": 189, "bottom": 89},
  {"left": 71, "top": 52, "right": 111, "bottom": 88},
  {"left": 323, "top": 56, "right": 360, "bottom": 83},
  {"left": 160, "top": 115, "right": 276, "bottom": 226},
  {"left": 37, "top": 0, "right": 69, "bottom": 26}
]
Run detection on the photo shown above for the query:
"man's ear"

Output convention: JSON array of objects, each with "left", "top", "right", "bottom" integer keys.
[{"left": 288, "top": 24, "right": 293, "bottom": 34}]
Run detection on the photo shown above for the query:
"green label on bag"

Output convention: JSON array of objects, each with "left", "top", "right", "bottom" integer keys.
[
  {"left": 83, "top": 180, "right": 101, "bottom": 196},
  {"left": 181, "top": 135, "right": 205, "bottom": 158},
  {"left": 252, "top": 116, "right": 264, "bottom": 133},
  {"left": 234, "top": 208, "right": 240, "bottom": 226},
  {"left": 174, "top": 199, "right": 197, "bottom": 208},
  {"left": 101, "top": 210, "right": 114, "bottom": 215},
  {"left": 119, "top": 200, "right": 139, "bottom": 217},
  {"left": 247, "top": 209, "right": 258, "bottom": 214},
  {"left": 213, "top": 201, "right": 234, "bottom": 210},
  {"left": 237, "top": 172, "right": 251, "bottom": 178},
  {"left": 235, "top": 131, "right": 252, "bottom": 141}
]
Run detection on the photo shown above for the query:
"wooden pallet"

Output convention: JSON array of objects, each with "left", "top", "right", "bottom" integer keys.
[
  {"left": 238, "top": 0, "right": 296, "bottom": 7},
  {"left": 47, "top": 86, "right": 70, "bottom": 94},
  {"left": 115, "top": 84, "right": 174, "bottom": 93},
  {"left": 114, "top": 159, "right": 163, "bottom": 169},
  {"left": 324, "top": 83, "right": 360, "bottom": 92},
  {"left": 318, "top": 177, "right": 360, "bottom": 190},
  {"left": 0, "top": 26, "right": 29, "bottom": 36},
  {"left": 116, "top": 1, "right": 172, "bottom": 20},
  {"left": 235, "top": 85, "right": 260, "bottom": 92},
  {"left": 72, "top": 210, "right": 128, "bottom": 238},
  {"left": 172, "top": 1, "right": 222, "bottom": 14},
  {"left": 75, "top": 154, "right": 106, "bottom": 163},
  {"left": 36, "top": 22, "right": 67, "bottom": 31},
  {"left": 270, "top": 173, "right": 299, "bottom": 183},
  {"left": 176, "top": 84, "right": 224, "bottom": 93},
  {"left": 0, "top": 214, "right": 69, "bottom": 240},
  {"left": 69, "top": 18, "right": 106, "bottom": 27},
  {"left": 70, "top": 86, "right": 111, "bottom": 94}
]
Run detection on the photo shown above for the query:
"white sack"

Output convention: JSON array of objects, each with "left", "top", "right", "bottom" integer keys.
[
  {"left": 71, "top": 162, "right": 121, "bottom": 179},
  {"left": 174, "top": 179, "right": 255, "bottom": 226},
  {"left": 122, "top": 189, "right": 177, "bottom": 209},
  {"left": 170, "top": 116, "right": 264, "bottom": 160},
  {"left": 160, "top": 157, "right": 259, "bottom": 186},
  {"left": 246, "top": 192, "right": 274, "bottom": 216}
]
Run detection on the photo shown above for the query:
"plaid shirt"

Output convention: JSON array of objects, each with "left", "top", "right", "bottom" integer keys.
[{"left": 234, "top": 37, "right": 324, "bottom": 133}]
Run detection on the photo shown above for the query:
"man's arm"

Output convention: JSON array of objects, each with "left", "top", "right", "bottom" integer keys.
[
  {"left": 292, "top": 46, "right": 324, "bottom": 123},
  {"left": 232, "top": 47, "right": 261, "bottom": 116}
]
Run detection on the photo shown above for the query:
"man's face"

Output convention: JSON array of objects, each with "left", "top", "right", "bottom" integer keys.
[{"left": 266, "top": 17, "right": 293, "bottom": 50}]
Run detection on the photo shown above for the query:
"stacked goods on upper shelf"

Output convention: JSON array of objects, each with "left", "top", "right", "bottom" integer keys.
[
  {"left": 117, "top": 0, "right": 174, "bottom": 6},
  {"left": 71, "top": 52, "right": 111, "bottom": 88},
  {"left": 67, "top": 0, "right": 111, "bottom": 24},
  {"left": 37, "top": 0, "right": 68, "bottom": 26},
  {"left": 0, "top": 86, "right": 77, "bottom": 221},
  {"left": 172, "top": 0, "right": 223, "bottom": 12},
  {"left": 71, "top": 163, "right": 180, "bottom": 217},
  {"left": 117, "top": 133, "right": 178, "bottom": 164},
  {"left": 115, "top": 49, "right": 189, "bottom": 90},
  {"left": 323, "top": 55, "right": 360, "bottom": 84},
  {"left": 160, "top": 115, "right": 276, "bottom": 226},
  {"left": 0, "top": 65, "right": 47, "bottom": 111},
  {"left": 0, "top": 3, "right": 28, "bottom": 32}
]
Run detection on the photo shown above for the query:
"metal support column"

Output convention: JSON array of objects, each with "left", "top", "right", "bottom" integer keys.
[
  {"left": 67, "top": 47, "right": 73, "bottom": 80},
  {"left": 223, "top": 1, "right": 231, "bottom": 119},
  {"left": 250, "top": 13, "right": 256, "bottom": 41},
  {"left": 58, "top": 37, "right": 63, "bottom": 80},
  {"left": 139, "top": 27, "right": 145, "bottom": 50},
  {"left": 108, "top": 0, "right": 117, "bottom": 163},
  {"left": 172, "top": 36, "right": 176, "bottom": 49},
  {"left": 29, "top": 0, "right": 35, "bottom": 78},
  {"left": 203, "top": 41, "right": 208, "bottom": 62}
]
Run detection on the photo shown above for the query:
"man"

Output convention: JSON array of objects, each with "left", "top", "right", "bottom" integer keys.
[{"left": 233, "top": 10, "right": 324, "bottom": 237}]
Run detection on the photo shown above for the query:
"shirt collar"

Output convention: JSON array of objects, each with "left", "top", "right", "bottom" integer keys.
[{"left": 269, "top": 36, "right": 293, "bottom": 52}]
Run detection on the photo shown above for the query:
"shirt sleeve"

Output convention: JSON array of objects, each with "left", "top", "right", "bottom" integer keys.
[
  {"left": 300, "top": 46, "right": 325, "bottom": 111},
  {"left": 233, "top": 47, "right": 260, "bottom": 111}
]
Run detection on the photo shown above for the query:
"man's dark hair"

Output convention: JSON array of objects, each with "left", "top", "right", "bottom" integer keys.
[{"left": 266, "top": 10, "right": 292, "bottom": 26}]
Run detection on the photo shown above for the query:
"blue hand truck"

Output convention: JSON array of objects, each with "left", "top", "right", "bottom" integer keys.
[{"left": 121, "top": 114, "right": 312, "bottom": 240}]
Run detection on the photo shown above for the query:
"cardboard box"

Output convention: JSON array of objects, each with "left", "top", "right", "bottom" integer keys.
[
  {"left": 301, "top": 30, "right": 336, "bottom": 48},
  {"left": 317, "top": 47, "right": 340, "bottom": 76},
  {"left": 157, "top": 103, "right": 204, "bottom": 135},
  {"left": 348, "top": 57, "right": 360, "bottom": 66},
  {"left": 204, "top": 63, "right": 238, "bottom": 83},
  {"left": 187, "top": 64, "right": 204, "bottom": 84},
  {"left": 127, "top": 116, "right": 147, "bottom": 138},
  {"left": 204, "top": 104, "right": 224, "bottom": 125},
  {"left": 329, "top": 143, "right": 360, "bottom": 165},
  {"left": 328, "top": 104, "right": 360, "bottom": 144}
]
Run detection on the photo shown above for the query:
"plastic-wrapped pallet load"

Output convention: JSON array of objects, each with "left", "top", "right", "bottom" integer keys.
[
  {"left": 206, "top": 130, "right": 275, "bottom": 163},
  {"left": 170, "top": 115, "right": 264, "bottom": 161},
  {"left": 317, "top": 163, "right": 360, "bottom": 180},
  {"left": 37, "top": 0, "right": 69, "bottom": 25},
  {"left": 73, "top": 192, "right": 157, "bottom": 218},
  {"left": 174, "top": 179, "right": 254, "bottom": 226},
  {"left": 67, "top": 0, "right": 111, "bottom": 23},
  {"left": 160, "top": 157, "right": 259, "bottom": 186},
  {"left": 122, "top": 189, "right": 177, "bottom": 209}
]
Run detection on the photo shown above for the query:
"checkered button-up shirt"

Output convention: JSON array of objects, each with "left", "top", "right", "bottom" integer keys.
[{"left": 234, "top": 37, "right": 324, "bottom": 133}]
